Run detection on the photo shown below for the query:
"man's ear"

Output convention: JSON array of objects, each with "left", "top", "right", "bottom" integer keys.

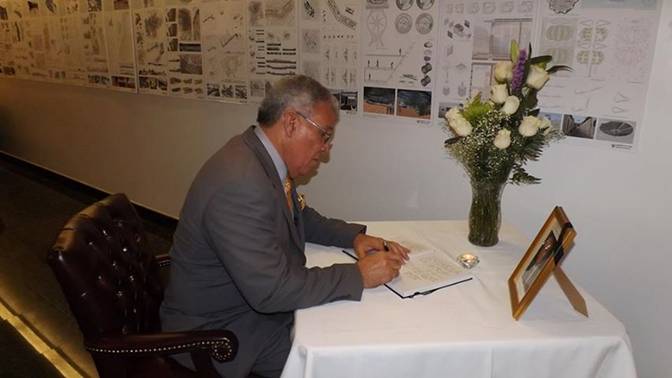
[{"left": 282, "top": 108, "right": 298, "bottom": 137}]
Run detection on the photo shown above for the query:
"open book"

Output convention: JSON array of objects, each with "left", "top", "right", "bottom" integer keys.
[{"left": 342, "top": 248, "right": 473, "bottom": 298}]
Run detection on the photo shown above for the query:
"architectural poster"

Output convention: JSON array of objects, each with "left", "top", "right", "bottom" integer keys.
[{"left": 0, "top": 0, "right": 663, "bottom": 150}]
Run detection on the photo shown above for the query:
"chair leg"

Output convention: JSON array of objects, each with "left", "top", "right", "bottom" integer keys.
[
  {"left": 190, "top": 351, "right": 221, "bottom": 378},
  {"left": 92, "top": 354, "right": 128, "bottom": 378}
]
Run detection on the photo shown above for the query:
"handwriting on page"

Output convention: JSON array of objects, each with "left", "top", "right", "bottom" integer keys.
[{"left": 403, "top": 252, "right": 463, "bottom": 283}]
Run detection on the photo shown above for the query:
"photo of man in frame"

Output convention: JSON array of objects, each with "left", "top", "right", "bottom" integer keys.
[
  {"left": 521, "top": 232, "right": 559, "bottom": 291},
  {"left": 508, "top": 207, "right": 579, "bottom": 320}
]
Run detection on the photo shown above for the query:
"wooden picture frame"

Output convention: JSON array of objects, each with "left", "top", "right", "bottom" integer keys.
[{"left": 508, "top": 206, "right": 579, "bottom": 320}]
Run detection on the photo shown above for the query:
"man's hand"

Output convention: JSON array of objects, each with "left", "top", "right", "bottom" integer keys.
[
  {"left": 353, "top": 233, "right": 410, "bottom": 288},
  {"left": 357, "top": 251, "right": 404, "bottom": 288},
  {"left": 353, "top": 233, "right": 410, "bottom": 260}
]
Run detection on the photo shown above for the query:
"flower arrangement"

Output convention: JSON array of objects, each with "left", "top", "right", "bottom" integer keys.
[{"left": 444, "top": 41, "right": 570, "bottom": 246}]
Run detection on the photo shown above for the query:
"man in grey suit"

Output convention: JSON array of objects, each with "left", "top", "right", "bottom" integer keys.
[{"left": 160, "top": 75, "right": 408, "bottom": 378}]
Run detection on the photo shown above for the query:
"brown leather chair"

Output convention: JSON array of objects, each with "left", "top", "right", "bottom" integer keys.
[{"left": 47, "top": 193, "right": 238, "bottom": 378}]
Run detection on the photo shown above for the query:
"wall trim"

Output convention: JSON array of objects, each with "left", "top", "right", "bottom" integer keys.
[{"left": 0, "top": 151, "right": 178, "bottom": 230}]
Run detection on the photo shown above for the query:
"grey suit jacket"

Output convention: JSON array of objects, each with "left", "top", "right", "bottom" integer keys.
[{"left": 160, "top": 126, "right": 365, "bottom": 370}]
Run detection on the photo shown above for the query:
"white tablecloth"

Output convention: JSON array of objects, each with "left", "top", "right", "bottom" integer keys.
[{"left": 281, "top": 221, "right": 637, "bottom": 378}]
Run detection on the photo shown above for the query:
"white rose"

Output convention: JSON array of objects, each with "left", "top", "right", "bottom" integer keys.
[
  {"left": 501, "top": 96, "right": 520, "bottom": 115},
  {"left": 490, "top": 84, "right": 508, "bottom": 104},
  {"left": 526, "top": 65, "right": 550, "bottom": 90},
  {"left": 518, "top": 116, "right": 541, "bottom": 137},
  {"left": 538, "top": 117, "right": 552, "bottom": 129},
  {"left": 494, "top": 129, "right": 512, "bottom": 149},
  {"left": 494, "top": 61, "right": 514, "bottom": 83},
  {"left": 444, "top": 107, "right": 462, "bottom": 123},
  {"left": 450, "top": 117, "right": 473, "bottom": 137}
]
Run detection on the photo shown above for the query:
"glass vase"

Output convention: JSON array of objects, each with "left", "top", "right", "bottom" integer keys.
[{"left": 468, "top": 179, "right": 506, "bottom": 247}]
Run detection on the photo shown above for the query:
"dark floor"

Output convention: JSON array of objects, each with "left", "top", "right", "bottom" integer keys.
[
  {"left": 0, "top": 155, "right": 175, "bottom": 377},
  {"left": 0, "top": 318, "right": 62, "bottom": 378}
]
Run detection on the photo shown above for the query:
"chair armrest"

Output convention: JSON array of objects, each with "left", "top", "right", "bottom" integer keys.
[
  {"left": 154, "top": 253, "right": 171, "bottom": 268},
  {"left": 85, "top": 330, "right": 238, "bottom": 363}
]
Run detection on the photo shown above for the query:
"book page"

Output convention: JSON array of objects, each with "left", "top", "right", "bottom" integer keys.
[
  {"left": 341, "top": 243, "right": 473, "bottom": 298},
  {"left": 388, "top": 249, "right": 472, "bottom": 297}
]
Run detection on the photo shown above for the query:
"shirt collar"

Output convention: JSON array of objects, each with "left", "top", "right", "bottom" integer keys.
[{"left": 254, "top": 125, "right": 288, "bottom": 182}]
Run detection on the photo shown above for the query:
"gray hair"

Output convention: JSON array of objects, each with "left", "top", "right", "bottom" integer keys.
[{"left": 256, "top": 75, "right": 339, "bottom": 127}]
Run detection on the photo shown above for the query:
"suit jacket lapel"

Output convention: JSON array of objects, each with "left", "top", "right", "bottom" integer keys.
[{"left": 242, "top": 126, "right": 304, "bottom": 249}]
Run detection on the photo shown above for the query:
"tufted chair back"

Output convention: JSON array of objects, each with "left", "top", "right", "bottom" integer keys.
[
  {"left": 48, "top": 193, "right": 163, "bottom": 340},
  {"left": 48, "top": 193, "right": 238, "bottom": 378}
]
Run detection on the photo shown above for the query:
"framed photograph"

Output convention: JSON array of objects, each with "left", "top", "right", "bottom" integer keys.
[{"left": 508, "top": 206, "right": 577, "bottom": 320}]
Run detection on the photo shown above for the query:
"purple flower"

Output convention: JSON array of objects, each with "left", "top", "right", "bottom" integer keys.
[{"left": 510, "top": 49, "right": 527, "bottom": 93}]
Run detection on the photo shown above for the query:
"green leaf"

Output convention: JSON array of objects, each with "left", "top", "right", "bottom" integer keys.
[
  {"left": 462, "top": 98, "right": 493, "bottom": 123},
  {"left": 511, "top": 168, "right": 541, "bottom": 185},
  {"left": 529, "top": 92, "right": 538, "bottom": 110},
  {"left": 520, "top": 134, "right": 546, "bottom": 161},
  {"left": 529, "top": 55, "right": 552, "bottom": 67},
  {"left": 510, "top": 40, "right": 519, "bottom": 62},
  {"left": 444, "top": 137, "right": 461, "bottom": 146},
  {"left": 547, "top": 65, "right": 573, "bottom": 74}
]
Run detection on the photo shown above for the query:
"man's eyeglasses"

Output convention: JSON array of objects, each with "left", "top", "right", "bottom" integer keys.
[{"left": 296, "top": 111, "right": 334, "bottom": 145}]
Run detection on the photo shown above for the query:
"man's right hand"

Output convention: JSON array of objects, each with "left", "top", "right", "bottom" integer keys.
[{"left": 357, "top": 251, "right": 404, "bottom": 288}]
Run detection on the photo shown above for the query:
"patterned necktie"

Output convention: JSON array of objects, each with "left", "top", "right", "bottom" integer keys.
[{"left": 283, "top": 177, "right": 293, "bottom": 212}]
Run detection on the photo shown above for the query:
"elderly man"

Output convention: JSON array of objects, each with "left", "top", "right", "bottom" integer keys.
[{"left": 160, "top": 75, "right": 408, "bottom": 378}]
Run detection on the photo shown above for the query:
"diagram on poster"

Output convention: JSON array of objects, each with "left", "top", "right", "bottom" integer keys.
[
  {"left": 534, "top": 0, "right": 659, "bottom": 150},
  {"left": 26, "top": 18, "right": 52, "bottom": 80},
  {"left": 362, "top": 0, "right": 437, "bottom": 121},
  {"left": 165, "top": 5, "right": 204, "bottom": 98},
  {"left": 4, "top": 0, "right": 33, "bottom": 77},
  {"left": 29, "top": 0, "right": 68, "bottom": 82},
  {"left": 103, "top": 0, "right": 137, "bottom": 91},
  {"left": 44, "top": 16, "right": 65, "bottom": 80},
  {"left": 60, "top": 1, "right": 88, "bottom": 85},
  {"left": 0, "top": 21, "right": 13, "bottom": 76},
  {"left": 434, "top": 0, "right": 535, "bottom": 121},
  {"left": 133, "top": 6, "right": 168, "bottom": 95},
  {"left": 299, "top": 0, "right": 360, "bottom": 112},
  {"left": 246, "top": 0, "right": 298, "bottom": 102},
  {"left": 81, "top": 9, "right": 112, "bottom": 87},
  {"left": 202, "top": 0, "right": 249, "bottom": 102}
]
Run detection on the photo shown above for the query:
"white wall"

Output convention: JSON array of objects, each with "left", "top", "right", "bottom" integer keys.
[{"left": 1, "top": 4, "right": 671, "bottom": 377}]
